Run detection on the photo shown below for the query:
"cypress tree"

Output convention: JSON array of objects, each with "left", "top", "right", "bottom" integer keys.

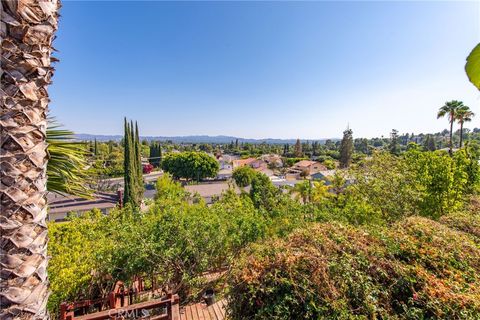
[
  {"left": 158, "top": 143, "right": 162, "bottom": 167},
  {"left": 149, "top": 141, "right": 156, "bottom": 166},
  {"left": 339, "top": 128, "right": 354, "bottom": 168},
  {"left": 135, "top": 121, "right": 144, "bottom": 201},
  {"left": 294, "top": 139, "right": 303, "bottom": 157},
  {"left": 123, "top": 119, "right": 142, "bottom": 207},
  {"left": 94, "top": 138, "right": 98, "bottom": 156},
  {"left": 123, "top": 118, "right": 131, "bottom": 205},
  {"left": 389, "top": 129, "right": 400, "bottom": 155}
]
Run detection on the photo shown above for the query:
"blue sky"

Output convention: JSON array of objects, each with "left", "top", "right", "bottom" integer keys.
[{"left": 50, "top": 1, "right": 479, "bottom": 139}]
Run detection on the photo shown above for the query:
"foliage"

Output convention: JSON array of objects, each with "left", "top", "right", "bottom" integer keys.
[
  {"left": 161, "top": 151, "right": 219, "bottom": 181},
  {"left": 47, "top": 147, "right": 480, "bottom": 319},
  {"left": 455, "top": 105, "right": 475, "bottom": 148},
  {"left": 47, "top": 175, "right": 270, "bottom": 315},
  {"left": 423, "top": 134, "right": 436, "bottom": 151},
  {"left": 437, "top": 100, "right": 465, "bottom": 153},
  {"left": 123, "top": 119, "right": 144, "bottom": 206},
  {"left": 154, "top": 173, "right": 189, "bottom": 203},
  {"left": 322, "top": 158, "right": 336, "bottom": 169},
  {"left": 389, "top": 129, "right": 400, "bottom": 155},
  {"left": 47, "top": 119, "right": 93, "bottom": 198},
  {"left": 339, "top": 128, "right": 353, "bottom": 168},
  {"left": 465, "top": 42, "right": 480, "bottom": 90},
  {"left": 149, "top": 141, "right": 162, "bottom": 167},
  {"left": 232, "top": 166, "right": 257, "bottom": 187},
  {"left": 294, "top": 139, "right": 303, "bottom": 157},
  {"left": 345, "top": 149, "right": 479, "bottom": 222},
  {"left": 47, "top": 209, "right": 113, "bottom": 314},
  {"left": 249, "top": 173, "right": 281, "bottom": 212},
  {"left": 228, "top": 210, "right": 480, "bottom": 320}
]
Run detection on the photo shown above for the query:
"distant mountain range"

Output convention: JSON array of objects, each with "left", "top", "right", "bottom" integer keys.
[{"left": 75, "top": 134, "right": 338, "bottom": 144}]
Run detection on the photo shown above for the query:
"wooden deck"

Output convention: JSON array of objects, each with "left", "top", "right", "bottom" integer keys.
[{"left": 180, "top": 300, "right": 226, "bottom": 320}]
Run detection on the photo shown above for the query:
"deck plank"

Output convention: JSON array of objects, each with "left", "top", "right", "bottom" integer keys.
[
  {"left": 172, "top": 303, "right": 180, "bottom": 320},
  {"left": 205, "top": 305, "right": 216, "bottom": 320},
  {"left": 219, "top": 300, "right": 226, "bottom": 318},
  {"left": 194, "top": 304, "right": 203, "bottom": 320},
  {"left": 199, "top": 303, "right": 208, "bottom": 320},
  {"left": 180, "top": 300, "right": 226, "bottom": 320},
  {"left": 202, "top": 305, "right": 211, "bottom": 320},
  {"left": 211, "top": 302, "right": 223, "bottom": 320}
]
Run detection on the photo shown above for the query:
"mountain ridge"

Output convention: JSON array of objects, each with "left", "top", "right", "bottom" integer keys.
[{"left": 75, "top": 134, "right": 340, "bottom": 144}]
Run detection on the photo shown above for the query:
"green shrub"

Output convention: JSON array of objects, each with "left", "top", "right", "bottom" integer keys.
[
  {"left": 346, "top": 150, "right": 479, "bottom": 222},
  {"left": 232, "top": 166, "right": 257, "bottom": 187}
]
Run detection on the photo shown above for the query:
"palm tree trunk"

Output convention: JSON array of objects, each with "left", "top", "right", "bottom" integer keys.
[
  {"left": 459, "top": 121, "right": 464, "bottom": 148},
  {"left": 449, "top": 118, "right": 453, "bottom": 155},
  {"left": 1, "top": 0, "right": 60, "bottom": 318}
]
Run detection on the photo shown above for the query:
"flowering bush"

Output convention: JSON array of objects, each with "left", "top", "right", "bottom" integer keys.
[{"left": 228, "top": 210, "right": 480, "bottom": 319}]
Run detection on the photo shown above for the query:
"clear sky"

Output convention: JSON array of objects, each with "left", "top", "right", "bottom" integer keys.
[{"left": 50, "top": 1, "right": 480, "bottom": 139}]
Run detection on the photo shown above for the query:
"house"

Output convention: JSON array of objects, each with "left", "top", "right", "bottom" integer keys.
[
  {"left": 232, "top": 158, "right": 267, "bottom": 170},
  {"left": 285, "top": 160, "right": 327, "bottom": 180},
  {"left": 249, "top": 159, "right": 268, "bottom": 170},
  {"left": 310, "top": 170, "right": 337, "bottom": 185},
  {"left": 292, "top": 160, "right": 327, "bottom": 174},
  {"left": 260, "top": 154, "right": 283, "bottom": 168},
  {"left": 217, "top": 154, "right": 236, "bottom": 170},
  {"left": 255, "top": 167, "right": 274, "bottom": 177},
  {"left": 232, "top": 158, "right": 256, "bottom": 169}
]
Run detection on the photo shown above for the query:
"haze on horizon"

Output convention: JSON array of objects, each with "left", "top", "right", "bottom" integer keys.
[{"left": 50, "top": 1, "right": 479, "bottom": 139}]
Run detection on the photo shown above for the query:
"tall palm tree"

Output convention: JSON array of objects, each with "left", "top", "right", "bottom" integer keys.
[
  {"left": 437, "top": 100, "right": 463, "bottom": 154},
  {"left": 455, "top": 106, "right": 475, "bottom": 148},
  {"left": 1, "top": 0, "right": 60, "bottom": 318}
]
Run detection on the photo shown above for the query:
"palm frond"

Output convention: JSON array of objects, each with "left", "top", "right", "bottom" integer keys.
[{"left": 47, "top": 118, "right": 93, "bottom": 199}]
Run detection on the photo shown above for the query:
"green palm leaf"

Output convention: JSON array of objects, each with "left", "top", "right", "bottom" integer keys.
[
  {"left": 47, "top": 119, "right": 93, "bottom": 198},
  {"left": 466, "top": 43, "right": 480, "bottom": 90}
]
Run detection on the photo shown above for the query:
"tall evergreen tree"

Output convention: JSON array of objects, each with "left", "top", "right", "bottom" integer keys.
[
  {"left": 94, "top": 138, "right": 98, "bottom": 156},
  {"left": 123, "top": 119, "right": 143, "bottom": 207},
  {"left": 339, "top": 128, "right": 354, "bottom": 168},
  {"left": 423, "top": 134, "right": 436, "bottom": 151},
  {"left": 123, "top": 119, "right": 133, "bottom": 205},
  {"left": 294, "top": 139, "right": 303, "bottom": 157},
  {"left": 135, "top": 122, "right": 144, "bottom": 200},
  {"left": 158, "top": 143, "right": 163, "bottom": 167},
  {"left": 150, "top": 141, "right": 160, "bottom": 167},
  {"left": 389, "top": 129, "right": 400, "bottom": 155}
]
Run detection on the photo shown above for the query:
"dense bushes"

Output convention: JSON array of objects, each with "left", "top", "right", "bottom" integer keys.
[
  {"left": 47, "top": 175, "right": 282, "bottom": 315},
  {"left": 228, "top": 209, "right": 480, "bottom": 319},
  {"left": 342, "top": 149, "right": 479, "bottom": 223},
  {"left": 48, "top": 149, "right": 479, "bottom": 318}
]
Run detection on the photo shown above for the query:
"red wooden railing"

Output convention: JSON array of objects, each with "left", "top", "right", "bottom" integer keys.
[
  {"left": 59, "top": 277, "right": 167, "bottom": 320},
  {"left": 61, "top": 293, "right": 179, "bottom": 320}
]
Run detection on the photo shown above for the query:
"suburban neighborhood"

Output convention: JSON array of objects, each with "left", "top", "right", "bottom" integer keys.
[{"left": 47, "top": 151, "right": 336, "bottom": 221}]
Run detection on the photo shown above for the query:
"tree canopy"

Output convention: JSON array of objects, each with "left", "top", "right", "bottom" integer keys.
[{"left": 161, "top": 151, "right": 219, "bottom": 181}]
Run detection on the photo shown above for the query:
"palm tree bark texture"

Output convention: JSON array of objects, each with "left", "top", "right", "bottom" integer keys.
[{"left": 1, "top": 0, "right": 60, "bottom": 319}]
